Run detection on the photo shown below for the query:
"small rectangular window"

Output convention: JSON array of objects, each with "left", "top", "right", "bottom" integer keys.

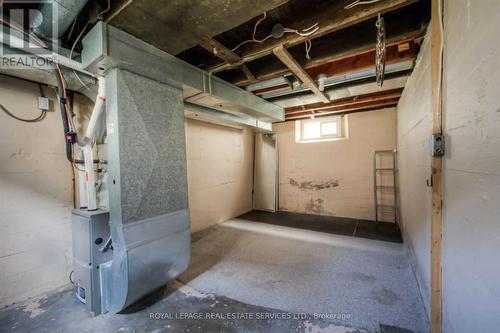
[{"left": 295, "top": 115, "right": 347, "bottom": 143}]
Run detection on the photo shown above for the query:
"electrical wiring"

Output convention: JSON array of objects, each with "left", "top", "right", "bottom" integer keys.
[
  {"left": 231, "top": 12, "right": 320, "bottom": 53},
  {"left": 344, "top": 0, "right": 383, "bottom": 10},
  {"left": 231, "top": 12, "right": 273, "bottom": 52},
  {"left": 99, "top": 0, "right": 112, "bottom": 17},
  {"left": 0, "top": 103, "right": 47, "bottom": 122},
  {"left": 69, "top": 22, "right": 91, "bottom": 91},
  {"left": 305, "top": 40, "right": 312, "bottom": 60},
  {"left": 0, "top": 18, "right": 78, "bottom": 160}
]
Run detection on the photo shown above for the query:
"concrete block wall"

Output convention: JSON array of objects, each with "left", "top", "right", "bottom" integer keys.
[
  {"left": 396, "top": 29, "right": 432, "bottom": 315},
  {"left": 273, "top": 108, "right": 397, "bottom": 220},
  {"left": 185, "top": 118, "right": 254, "bottom": 233},
  {"left": 397, "top": 1, "right": 500, "bottom": 330},
  {"left": 441, "top": 0, "right": 500, "bottom": 331},
  {"left": 0, "top": 76, "right": 76, "bottom": 307}
]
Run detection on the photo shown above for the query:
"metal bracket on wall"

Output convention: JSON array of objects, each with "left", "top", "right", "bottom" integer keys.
[{"left": 430, "top": 133, "right": 445, "bottom": 156}]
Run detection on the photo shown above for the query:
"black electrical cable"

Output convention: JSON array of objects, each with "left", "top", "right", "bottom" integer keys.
[{"left": 0, "top": 103, "right": 47, "bottom": 122}]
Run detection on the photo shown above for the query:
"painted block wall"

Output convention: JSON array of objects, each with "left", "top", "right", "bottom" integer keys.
[
  {"left": 0, "top": 76, "right": 76, "bottom": 307},
  {"left": 185, "top": 118, "right": 254, "bottom": 233},
  {"left": 441, "top": 1, "right": 500, "bottom": 331},
  {"left": 397, "top": 1, "right": 500, "bottom": 330},
  {"left": 273, "top": 108, "right": 396, "bottom": 220},
  {"left": 396, "top": 29, "right": 432, "bottom": 315},
  {"left": 0, "top": 77, "right": 254, "bottom": 306}
]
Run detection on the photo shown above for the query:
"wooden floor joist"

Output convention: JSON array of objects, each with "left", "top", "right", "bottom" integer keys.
[
  {"left": 430, "top": 0, "right": 443, "bottom": 332},
  {"left": 285, "top": 98, "right": 400, "bottom": 120},
  {"left": 285, "top": 89, "right": 403, "bottom": 116},
  {"left": 208, "top": 0, "right": 418, "bottom": 74},
  {"left": 273, "top": 45, "right": 330, "bottom": 103},
  {"left": 199, "top": 38, "right": 258, "bottom": 84}
]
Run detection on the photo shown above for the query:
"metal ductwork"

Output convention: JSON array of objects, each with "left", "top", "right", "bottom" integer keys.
[{"left": 31, "top": 0, "right": 88, "bottom": 40}]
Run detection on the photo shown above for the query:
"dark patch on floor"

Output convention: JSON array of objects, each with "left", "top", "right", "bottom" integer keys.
[
  {"left": 237, "top": 210, "right": 402, "bottom": 243},
  {"left": 0, "top": 283, "right": 376, "bottom": 333}
]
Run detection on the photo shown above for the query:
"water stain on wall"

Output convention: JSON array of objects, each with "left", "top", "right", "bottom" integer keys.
[
  {"left": 288, "top": 178, "right": 340, "bottom": 191},
  {"left": 304, "top": 198, "right": 325, "bottom": 214}
]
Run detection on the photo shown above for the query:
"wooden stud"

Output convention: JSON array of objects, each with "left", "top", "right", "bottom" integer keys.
[
  {"left": 273, "top": 45, "right": 329, "bottom": 103},
  {"left": 430, "top": 0, "right": 443, "bottom": 332}
]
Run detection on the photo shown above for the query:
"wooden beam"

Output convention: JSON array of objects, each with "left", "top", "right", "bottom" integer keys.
[
  {"left": 208, "top": 0, "right": 418, "bottom": 73},
  {"left": 285, "top": 98, "right": 400, "bottom": 120},
  {"left": 285, "top": 88, "right": 403, "bottom": 115},
  {"left": 273, "top": 45, "right": 329, "bottom": 103},
  {"left": 199, "top": 38, "right": 241, "bottom": 64},
  {"left": 306, "top": 43, "right": 417, "bottom": 80},
  {"left": 199, "top": 38, "right": 259, "bottom": 84},
  {"left": 233, "top": 33, "right": 422, "bottom": 87},
  {"left": 240, "top": 64, "right": 257, "bottom": 83},
  {"left": 430, "top": 0, "right": 443, "bottom": 332},
  {"left": 250, "top": 44, "right": 416, "bottom": 96}
]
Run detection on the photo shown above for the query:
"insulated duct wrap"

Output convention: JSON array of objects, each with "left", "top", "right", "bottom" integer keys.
[{"left": 101, "top": 69, "right": 190, "bottom": 313}]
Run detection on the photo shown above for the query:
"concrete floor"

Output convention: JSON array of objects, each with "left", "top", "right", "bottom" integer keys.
[{"left": 0, "top": 219, "right": 429, "bottom": 333}]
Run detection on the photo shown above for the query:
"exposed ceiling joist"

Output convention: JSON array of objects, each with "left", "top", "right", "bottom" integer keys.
[
  {"left": 285, "top": 88, "right": 403, "bottom": 116},
  {"left": 273, "top": 46, "right": 329, "bottom": 103},
  {"left": 199, "top": 38, "right": 241, "bottom": 64},
  {"left": 285, "top": 98, "right": 400, "bottom": 120},
  {"left": 199, "top": 38, "right": 258, "bottom": 84},
  {"left": 256, "top": 42, "right": 417, "bottom": 96},
  {"left": 208, "top": 0, "right": 418, "bottom": 74},
  {"left": 233, "top": 30, "right": 423, "bottom": 87}
]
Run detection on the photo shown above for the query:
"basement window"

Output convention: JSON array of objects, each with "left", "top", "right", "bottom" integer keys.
[{"left": 295, "top": 115, "right": 347, "bottom": 143}]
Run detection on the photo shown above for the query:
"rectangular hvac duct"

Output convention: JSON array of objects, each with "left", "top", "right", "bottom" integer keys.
[{"left": 100, "top": 69, "right": 190, "bottom": 312}]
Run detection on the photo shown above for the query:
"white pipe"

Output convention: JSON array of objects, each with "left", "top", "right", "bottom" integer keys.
[
  {"left": 82, "top": 144, "right": 97, "bottom": 210},
  {"left": 78, "top": 76, "right": 106, "bottom": 211},
  {"left": 82, "top": 77, "right": 106, "bottom": 143}
]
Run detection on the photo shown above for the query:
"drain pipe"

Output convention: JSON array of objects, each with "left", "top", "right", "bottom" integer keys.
[{"left": 78, "top": 76, "right": 105, "bottom": 211}]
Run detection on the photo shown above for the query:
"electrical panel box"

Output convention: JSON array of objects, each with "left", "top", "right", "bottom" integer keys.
[{"left": 71, "top": 209, "right": 111, "bottom": 316}]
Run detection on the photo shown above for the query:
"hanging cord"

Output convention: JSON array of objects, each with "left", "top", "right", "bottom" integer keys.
[
  {"left": 232, "top": 12, "right": 319, "bottom": 52},
  {"left": 344, "top": 0, "right": 383, "bottom": 9},
  {"left": 0, "top": 18, "right": 79, "bottom": 162},
  {"left": 0, "top": 83, "right": 48, "bottom": 122},
  {"left": 231, "top": 12, "right": 273, "bottom": 52},
  {"left": 305, "top": 40, "right": 312, "bottom": 60},
  {"left": 283, "top": 22, "right": 319, "bottom": 37},
  {"left": 69, "top": 22, "right": 91, "bottom": 91}
]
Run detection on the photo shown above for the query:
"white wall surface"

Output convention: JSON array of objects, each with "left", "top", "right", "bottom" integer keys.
[
  {"left": 397, "top": 1, "right": 500, "bottom": 330},
  {"left": 184, "top": 118, "right": 254, "bottom": 233},
  {"left": 396, "top": 30, "right": 432, "bottom": 315},
  {"left": 441, "top": 1, "right": 500, "bottom": 331},
  {"left": 0, "top": 76, "right": 75, "bottom": 307},
  {"left": 274, "top": 108, "right": 397, "bottom": 220}
]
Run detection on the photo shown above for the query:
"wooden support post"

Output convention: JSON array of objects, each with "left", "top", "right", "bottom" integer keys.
[
  {"left": 273, "top": 45, "right": 330, "bottom": 103},
  {"left": 431, "top": 0, "right": 443, "bottom": 332}
]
